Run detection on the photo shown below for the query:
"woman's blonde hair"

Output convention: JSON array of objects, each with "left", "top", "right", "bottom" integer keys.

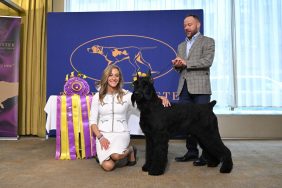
[{"left": 96, "top": 65, "right": 125, "bottom": 104}]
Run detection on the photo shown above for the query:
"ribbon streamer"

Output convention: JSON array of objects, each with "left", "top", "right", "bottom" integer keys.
[
  {"left": 67, "top": 96, "right": 77, "bottom": 160},
  {"left": 60, "top": 96, "right": 70, "bottom": 159},
  {"left": 81, "top": 96, "right": 92, "bottom": 158},
  {"left": 55, "top": 95, "right": 95, "bottom": 160},
  {"left": 55, "top": 96, "right": 61, "bottom": 159}
]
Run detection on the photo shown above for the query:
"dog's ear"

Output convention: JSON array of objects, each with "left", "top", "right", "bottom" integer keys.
[
  {"left": 98, "top": 46, "right": 102, "bottom": 52},
  {"left": 147, "top": 69, "right": 151, "bottom": 78},
  {"left": 146, "top": 69, "right": 154, "bottom": 84},
  {"left": 150, "top": 77, "right": 154, "bottom": 84}
]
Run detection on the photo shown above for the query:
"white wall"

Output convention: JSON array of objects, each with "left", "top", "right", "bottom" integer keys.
[{"left": 218, "top": 115, "right": 282, "bottom": 139}]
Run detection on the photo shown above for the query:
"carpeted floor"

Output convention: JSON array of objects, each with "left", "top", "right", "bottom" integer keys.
[{"left": 0, "top": 137, "right": 281, "bottom": 188}]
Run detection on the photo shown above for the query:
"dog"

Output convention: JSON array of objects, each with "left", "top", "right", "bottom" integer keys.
[
  {"left": 0, "top": 81, "right": 18, "bottom": 109},
  {"left": 131, "top": 72, "right": 233, "bottom": 175},
  {"left": 87, "top": 45, "right": 156, "bottom": 73}
]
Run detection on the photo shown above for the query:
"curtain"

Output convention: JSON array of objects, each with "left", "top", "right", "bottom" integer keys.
[
  {"left": 235, "top": 0, "right": 282, "bottom": 108},
  {"left": 0, "top": 3, "right": 19, "bottom": 16},
  {"left": 10, "top": 0, "right": 52, "bottom": 137},
  {"left": 65, "top": 0, "right": 282, "bottom": 112}
]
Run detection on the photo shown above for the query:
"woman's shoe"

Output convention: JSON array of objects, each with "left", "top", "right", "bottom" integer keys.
[
  {"left": 115, "top": 157, "right": 128, "bottom": 167},
  {"left": 127, "top": 146, "right": 137, "bottom": 166},
  {"left": 95, "top": 156, "right": 99, "bottom": 164}
]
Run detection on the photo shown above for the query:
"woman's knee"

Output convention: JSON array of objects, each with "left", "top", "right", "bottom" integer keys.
[
  {"left": 101, "top": 160, "right": 115, "bottom": 171},
  {"left": 110, "top": 153, "right": 121, "bottom": 161}
]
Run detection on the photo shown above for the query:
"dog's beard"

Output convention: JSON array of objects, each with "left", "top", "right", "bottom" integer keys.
[
  {"left": 131, "top": 91, "right": 144, "bottom": 106},
  {"left": 131, "top": 94, "right": 136, "bottom": 107},
  {"left": 144, "top": 90, "right": 153, "bottom": 100}
]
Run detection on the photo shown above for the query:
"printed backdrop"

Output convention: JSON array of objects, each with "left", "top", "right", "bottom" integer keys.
[
  {"left": 47, "top": 10, "right": 204, "bottom": 99},
  {"left": 0, "top": 16, "right": 21, "bottom": 138},
  {"left": 47, "top": 10, "right": 203, "bottom": 135}
]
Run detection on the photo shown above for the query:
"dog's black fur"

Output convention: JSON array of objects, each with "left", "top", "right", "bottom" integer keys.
[{"left": 131, "top": 73, "right": 233, "bottom": 176}]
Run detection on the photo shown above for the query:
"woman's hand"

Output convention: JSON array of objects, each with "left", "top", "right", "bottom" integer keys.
[
  {"left": 158, "top": 96, "right": 171, "bottom": 107},
  {"left": 99, "top": 136, "right": 110, "bottom": 150}
]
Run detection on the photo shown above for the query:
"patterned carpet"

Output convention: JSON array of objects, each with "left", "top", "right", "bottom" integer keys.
[{"left": 0, "top": 137, "right": 281, "bottom": 188}]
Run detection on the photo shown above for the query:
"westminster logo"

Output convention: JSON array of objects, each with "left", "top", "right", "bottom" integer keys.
[{"left": 70, "top": 35, "right": 176, "bottom": 84}]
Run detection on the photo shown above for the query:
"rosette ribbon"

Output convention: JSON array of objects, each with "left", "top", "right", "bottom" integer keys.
[{"left": 55, "top": 95, "right": 96, "bottom": 159}]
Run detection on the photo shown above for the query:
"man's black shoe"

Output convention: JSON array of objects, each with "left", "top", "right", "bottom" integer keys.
[
  {"left": 193, "top": 157, "right": 207, "bottom": 166},
  {"left": 175, "top": 153, "right": 198, "bottom": 162}
]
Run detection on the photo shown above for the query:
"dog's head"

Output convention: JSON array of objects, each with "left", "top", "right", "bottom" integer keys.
[
  {"left": 131, "top": 71, "right": 158, "bottom": 106},
  {"left": 87, "top": 45, "right": 103, "bottom": 55}
]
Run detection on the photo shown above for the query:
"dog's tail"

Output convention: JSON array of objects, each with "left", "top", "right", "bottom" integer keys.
[{"left": 209, "top": 100, "right": 217, "bottom": 109}]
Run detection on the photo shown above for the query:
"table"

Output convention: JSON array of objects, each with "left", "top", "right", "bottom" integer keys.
[{"left": 44, "top": 95, "right": 143, "bottom": 160}]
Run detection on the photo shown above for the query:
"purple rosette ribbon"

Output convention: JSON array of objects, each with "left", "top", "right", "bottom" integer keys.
[{"left": 64, "top": 77, "right": 90, "bottom": 96}]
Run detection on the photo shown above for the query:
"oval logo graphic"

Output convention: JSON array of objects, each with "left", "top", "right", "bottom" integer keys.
[{"left": 70, "top": 35, "right": 176, "bottom": 84}]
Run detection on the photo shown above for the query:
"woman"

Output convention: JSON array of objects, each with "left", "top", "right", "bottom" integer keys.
[{"left": 89, "top": 65, "right": 170, "bottom": 171}]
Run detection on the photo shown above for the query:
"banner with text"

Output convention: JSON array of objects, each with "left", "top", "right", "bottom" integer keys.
[{"left": 0, "top": 16, "right": 21, "bottom": 138}]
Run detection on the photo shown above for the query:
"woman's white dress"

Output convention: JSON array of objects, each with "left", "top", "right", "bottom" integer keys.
[{"left": 89, "top": 90, "right": 138, "bottom": 164}]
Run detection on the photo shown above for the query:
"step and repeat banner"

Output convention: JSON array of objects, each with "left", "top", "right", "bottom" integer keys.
[
  {"left": 0, "top": 16, "right": 21, "bottom": 139},
  {"left": 47, "top": 10, "right": 203, "bottom": 134}
]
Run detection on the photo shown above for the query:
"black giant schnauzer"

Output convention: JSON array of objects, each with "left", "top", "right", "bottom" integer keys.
[{"left": 131, "top": 73, "right": 233, "bottom": 176}]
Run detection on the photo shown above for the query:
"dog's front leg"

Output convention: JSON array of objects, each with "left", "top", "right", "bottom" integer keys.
[
  {"left": 142, "top": 132, "right": 153, "bottom": 172},
  {"left": 148, "top": 132, "right": 169, "bottom": 176}
]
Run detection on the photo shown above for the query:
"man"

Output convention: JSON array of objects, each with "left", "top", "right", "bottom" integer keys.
[{"left": 171, "top": 14, "right": 215, "bottom": 166}]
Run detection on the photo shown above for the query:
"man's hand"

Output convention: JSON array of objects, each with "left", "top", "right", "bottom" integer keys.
[{"left": 172, "top": 57, "right": 186, "bottom": 68}]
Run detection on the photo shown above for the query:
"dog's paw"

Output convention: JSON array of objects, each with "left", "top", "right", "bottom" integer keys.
[
  {"left": 148, "top": 169, "right": 165, "bottom": 176},
  {"left": 219, "top": 159, "right": 233, "bottom": 173},
  {"left": 207, "top": 161, "right": 220, "bottom": 167},
  {"left": 142, "top": 163, "right": 150, "bottom": 172},
  {"left": 0, "top": 102, "right": 4, "bottom": 109},
  {"left": 220, "top": 165, "right": 233, "bottom": 173}
]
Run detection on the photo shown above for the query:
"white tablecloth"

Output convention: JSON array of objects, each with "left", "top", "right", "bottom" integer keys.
[{"left": 44, "top": 95, "right": 143, "bottom": 135}]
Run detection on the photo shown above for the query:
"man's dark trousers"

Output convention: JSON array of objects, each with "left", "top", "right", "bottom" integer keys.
[{"left": 179, "top": 80, "right": 211, "bottom": 157}]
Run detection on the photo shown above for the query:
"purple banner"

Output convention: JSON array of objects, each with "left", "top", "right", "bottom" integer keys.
[{"left": 0, "top": 16, "right": 21, "bottom": 138}]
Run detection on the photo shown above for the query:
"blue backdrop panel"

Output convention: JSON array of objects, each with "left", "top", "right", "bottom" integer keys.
[{"left": 47, "top": 10, "right": 203, "bottom": 101}]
